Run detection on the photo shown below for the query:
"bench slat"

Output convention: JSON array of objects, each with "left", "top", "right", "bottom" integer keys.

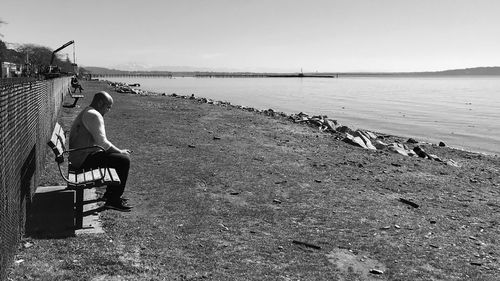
[
  {"left": 101, "top": 168, "right": 112, "bottom": 183},
  {"left": 92, "top": 169, "right": 102, "bottom": 181},
  {"left": 68, "top": 172, "right": 76, "bottom": 183},
  {"left": 54, "top": 123, "right": 62, "bottom": 136},
  {"left": 48, "top": 123, "right": 61, "bottom": 148},
  {"left": 57, "top": 127, "right": 66, "bottom": 149},
  {"left": 55, "top": 138, "right": 64, "bottom": 156},
  {"left": 48, "top": 122, "right": 66, "bottom": 158},
  {"left": 84, "top": 170, "right": 94, "bottom": 182},
  {"left": 76, "top": 171, "right": 85, "bottom": 184},
  {"left": 49, "top": 132, "right": 58, "bottom": 148},
  {"left": 108, "top": 168, "right": 121, "bottom": 184}
]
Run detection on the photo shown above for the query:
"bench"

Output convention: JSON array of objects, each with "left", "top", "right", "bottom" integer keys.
[
  {"left": 47, "top": 122, "right": 121, "bottom": 229},
  {"left": 64, "top": 88, "right": 84, "bottom": 108}
]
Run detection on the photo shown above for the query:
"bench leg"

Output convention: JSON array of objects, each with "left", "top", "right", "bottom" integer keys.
[
  {"left": 75, "top": 188, "right": 84, "bottom": 229},
  {"left": 70, "top": 97, "right": 80, "bottom": 108}
]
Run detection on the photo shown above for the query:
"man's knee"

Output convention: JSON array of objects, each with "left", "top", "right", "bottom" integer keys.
[{"left": 108, "top": 153, "right": 130, "bottom": 170}]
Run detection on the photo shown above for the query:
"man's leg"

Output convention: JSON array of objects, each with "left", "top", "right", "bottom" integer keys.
[
  {"left": 81, "top": 151, "right": 130, "bottom": 203},
  {"left": 102, "top": 152, "right": 130, "bottom": 201}
]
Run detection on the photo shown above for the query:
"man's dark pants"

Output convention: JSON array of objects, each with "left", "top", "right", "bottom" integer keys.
[{"left": 80, "top": 151, "right": 130, "bottom": 202}]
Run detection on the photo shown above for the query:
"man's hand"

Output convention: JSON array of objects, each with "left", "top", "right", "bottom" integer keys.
[{"left": 121, "top": 149, "right": 133, "bottom": 155}]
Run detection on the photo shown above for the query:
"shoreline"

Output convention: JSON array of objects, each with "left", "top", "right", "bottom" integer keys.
[
  {"left": 105, "top": 79, "right": 499, "bottom": 158},
  {"left": 103, "top": 76, "right": 500, "bottom": 156}
]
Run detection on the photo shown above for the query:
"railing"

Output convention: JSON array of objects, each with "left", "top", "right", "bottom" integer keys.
[{"left": 0, "top": 77, "right": 70, "bottom": 281}]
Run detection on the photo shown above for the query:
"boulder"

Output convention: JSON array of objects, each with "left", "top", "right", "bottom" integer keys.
[
  {"left": 407, "top": 138, "right": 419, "bottom": 144},
  {"left": 364, "top": 131, "right": 378, "bottom": 140},
  {"left": 374, "top": 140, "right": 388, "bottom": 150},
  {"left": 446, "top": 159, "right": 460, "bottom": 167},
  {"left": 388, "top": 143, "right": 410, "bottom": 156},
  {"left": 413, "top": 146, "right": 428, "bottom": 158},
  {"left": 343, "top": 133, "right": 368, "bottom": 149},
  {"left": 352, "top": 131, "right": 376, "bottom": 150},
  {"left": 324, "top": 119, "right": 338, "bottom": 131},
  {"left": 336, "top": 125, "right": 354, "bottom": 134}
]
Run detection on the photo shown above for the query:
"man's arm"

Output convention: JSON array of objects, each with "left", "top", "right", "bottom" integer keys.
[{"left": 82, "top": 110, "right": 130, "bottom": 155}]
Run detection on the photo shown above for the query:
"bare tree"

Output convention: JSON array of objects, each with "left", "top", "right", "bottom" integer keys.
[{"left": 16, "top": 44, "right": 54, "bottom": 72}]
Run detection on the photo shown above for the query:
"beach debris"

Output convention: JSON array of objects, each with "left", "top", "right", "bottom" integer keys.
[
  {"left": 413, "top": 146, "right": 443, "bottom": 162},
  {"left": 286, "top": 111, "right": 453, "bottom": 165},
  {"left": 292, "top": 240, "right": 321, "bottom": 250},
  {"left": 407, "top": 138, "right": 418, "bottom": 143},
  {"left": 446, "top": 159, "right": 460, "bottom": 167},
  {"left": 343, "top": 132, "right": 375, "bottom": 149},
  {"left": 290, "top": 112, "right": 339, "bottom": 133},
  {"left": 369, "top": 269, "right": 384, "bottom": 275},
  {"left": 439, "top": 141, "right": 446, "bottom": 147},
  {"left": 413, "top": 146, "right": 428, "bottom": 158},
  {"left": 273, "top": 199, "right": 282, "bottom": 204},
  {"left": 263, "top": 108, "right": 276, "bottom": 117},
  {"left": 399, "top": 198, "right": 419, "bottom": 208},
  {"left": 387, "top": 143, "right": 415, "bottom": 156},
  {"left": 108, "top": 81, "right": 157, "bottom": 96},
  {"left": 188, "top": 144, "right": 196, "bottom": 148}
]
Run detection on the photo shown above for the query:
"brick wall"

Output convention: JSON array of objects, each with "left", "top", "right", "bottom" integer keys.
[{"left": 0, "top": 77, "right": 69, "bottom": 280}]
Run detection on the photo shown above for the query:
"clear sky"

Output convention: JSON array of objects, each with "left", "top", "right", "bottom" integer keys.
[{"left": 1, "top": 0, "right": 499, "bottom": 72}]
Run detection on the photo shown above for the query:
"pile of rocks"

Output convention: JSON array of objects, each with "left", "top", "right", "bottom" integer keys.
[
  {"left": 287, "top": 112, "right": 459, "bottom": 167},
  {"left": 108, "top": 81, "right": 158, "bottom": 96}
]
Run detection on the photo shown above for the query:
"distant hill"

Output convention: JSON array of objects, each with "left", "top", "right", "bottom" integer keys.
[
  {"left": 82, "top": 66, "right": 130, "bottom": 75},
  {"left": 83, "top": 66, "right": 500, "bottom": 76},
  {"left": 432, "top": 67, "right": 500, "bottom": 76}
]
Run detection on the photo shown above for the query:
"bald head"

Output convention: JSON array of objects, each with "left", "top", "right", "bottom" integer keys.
[{"left": 90, "top": 91, "right": 113, "bottom": 115}]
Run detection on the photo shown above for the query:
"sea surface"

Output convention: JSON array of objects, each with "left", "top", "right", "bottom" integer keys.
[{"left": 105, "top": 76, "right": 500, "bottom": 155}]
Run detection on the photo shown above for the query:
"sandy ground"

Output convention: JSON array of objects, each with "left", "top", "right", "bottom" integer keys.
[{"left": 8, "top": 80, "right": 500, "bottom": 281}]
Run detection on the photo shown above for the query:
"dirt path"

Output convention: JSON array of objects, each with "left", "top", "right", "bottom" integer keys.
[{"left": 9, "top": 80, "right": 500, "bottom": 280}]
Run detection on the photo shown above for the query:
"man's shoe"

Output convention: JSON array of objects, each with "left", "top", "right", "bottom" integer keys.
[
  {"left": 104, "top": 200, "right": 132, "bottom": 212},
  {"left": 101, "top": 193, "right": 128, "bottom": 202}
]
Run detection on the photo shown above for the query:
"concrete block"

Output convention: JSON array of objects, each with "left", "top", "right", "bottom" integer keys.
[{"left": 26, "top": 186, "right": 75, "bottom": 238}]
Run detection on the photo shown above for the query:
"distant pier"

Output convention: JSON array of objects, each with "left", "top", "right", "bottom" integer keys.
[
  {"left": 92, "top": 73, "right": 173, "bottom": 78},
  {"left": 91, "top": 72, "right": 339, "bottom": 79}
]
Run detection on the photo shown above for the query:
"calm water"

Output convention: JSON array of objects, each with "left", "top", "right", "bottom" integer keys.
[{"left": 106, "top": 76, "right": 500, "bottom": 155}]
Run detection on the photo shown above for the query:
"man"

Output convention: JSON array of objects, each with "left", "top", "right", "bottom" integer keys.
[
  {"left": 71, "top": 76, "right": 84, "bottom": 93},
  {"left": 69, "top": 91, "right": 132, "bottom": 211}
]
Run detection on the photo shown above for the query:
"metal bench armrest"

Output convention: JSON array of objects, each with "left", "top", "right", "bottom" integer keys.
[{"left": 64, "top": 145, "right": 105, "bottom": 154}]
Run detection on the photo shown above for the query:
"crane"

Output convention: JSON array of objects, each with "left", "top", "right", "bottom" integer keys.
[
  {"left": 49, "top": 40, "right": 74, "bottom": 65},
  {"left": 45, "top": 40, "right": 75, "bottom": 78}
]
